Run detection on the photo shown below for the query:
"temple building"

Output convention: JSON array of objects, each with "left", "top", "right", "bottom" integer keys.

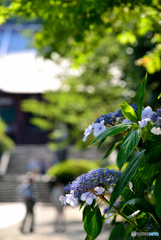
[{"left": 0, "top": 22, "right": 76, "bottom": 144}]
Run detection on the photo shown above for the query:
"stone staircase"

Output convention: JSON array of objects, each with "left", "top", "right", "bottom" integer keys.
[
  {"left": 0, "top": 145, "right": 54, "bottom": 202},
  {"left": 0, "top": 144, "right": 107, "bottom": 202}
]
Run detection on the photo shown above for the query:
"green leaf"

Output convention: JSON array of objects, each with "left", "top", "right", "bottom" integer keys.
[
  {"left": 132, "top": 173, "right": 147, "bottom": 198},
  {"left": 143, "top": 135, "right": 161, "bottom": 164},
  {"left": 109, "top": 222, "right": 125, "bottom": 240},
  {"left": 158, "top": 93, "right": 161, "bottom": 99},
  {"left": 85, "top": 235, "right": 92, "bottom": 240},
  {"left": 125, "top": 198, "right": 154, "bottom": 214},
  {"left": 84, "top": 206, "right": 103, "bottom": 239},
  {"left": 117, "top": 128, "right": 142, "bottom": 170},
  {"left": 120, "top": 99, "right": 138, "bottom": 123},
  {"left": 125, "top": 198, "right": 161, "bottom": 225},
  {"left": 120, "top": 201, "right": 138, "bottom": 217},
  {"left": 154, "top": 173, "right": 161, "bottom": 219},
  {"left": 90, "top": 123, "right": 132, "bottom": 147},
  {"left": 102, "top": 140, "right": 122, "bottom": 160},
  {"left": 121, "top": 172, "right": 147, "bottom": 202},
  {"left": 97, "top": 138, "right": 106, "bottom": 150},
  {"left": 138, "top": 155, "right": 161, "bottom": 187},
  {"left": 141, "top": 128, "right": 152, "bottom": 143},
  {"left": 82, "top": 200, "right": 96, "bottom": 221},
  {"left": 137, "top": 75, "right": 147, "bottom": 121},
  {"left": 110, "top": 150, "right": 145, "bottom": 207},
  {"left": 79, "top": 201, "right": 85, "bottom": 211},
  {"left": 124, "top": 224, "right": 134, "bottom": 240}
]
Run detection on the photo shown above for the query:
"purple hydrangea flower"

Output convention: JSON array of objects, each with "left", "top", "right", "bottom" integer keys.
[
  {"left": 64, "top": 168, "right": 121, "bottom": 200},
  {"left": 80, "top": 192, "right": 96, "bottom": 205},
  {"left": 66, "top": 193, "right": 78, "bottom": 207},
  {"left": 94, "top": 186, "right": 105, "bottom": 195},
  {"left": 93, "top": 120, "right": 106, "bottom": 137},
  {"left": 83, "top": 124, "right": 93, "bottom": 142},
  {"left": 138, "top": 119, "right": 148, "bottom": 128}
]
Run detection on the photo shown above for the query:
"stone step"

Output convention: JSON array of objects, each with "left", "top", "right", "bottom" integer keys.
[{"left": 0, "top": 174, "right": 52, "bottom": 202}]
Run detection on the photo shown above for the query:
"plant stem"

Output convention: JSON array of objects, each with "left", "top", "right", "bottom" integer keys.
[{"left": 100, "top": 195, "right": 144, "bottom": 232}]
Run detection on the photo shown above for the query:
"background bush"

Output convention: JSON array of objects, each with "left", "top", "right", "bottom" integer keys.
[{"left": 47, "top": 158, "right": 100, "bottom": 184}]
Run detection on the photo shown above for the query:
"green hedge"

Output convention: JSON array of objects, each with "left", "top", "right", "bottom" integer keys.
[{"left": 47, "top": 159, "right": 99, "bottom": 183}]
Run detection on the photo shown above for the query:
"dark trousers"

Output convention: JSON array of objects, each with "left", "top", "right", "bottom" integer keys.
[{"left": 21, "top": 199, "right": 35, "bottom": 233}]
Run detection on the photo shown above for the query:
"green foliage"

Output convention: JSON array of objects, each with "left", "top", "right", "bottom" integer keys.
[
  {"left": 154, "top": 173, "right": 161, "bottom": 219},
  {"left": 109, "top": 223, "right": 125, "bottom": 240},
  {"left": 46, "top": 77, "right": 161, "bottom": 239},
  {"left": 90, "top": 123, "right": 132, "bottom": 147},
  {"left": 125, "top": 198, "right": 161, "bottom": 226},
  {"left": 2, "top": 0, "right": 160, "bottom": 76},
  {"left": 138, "top": 155, "right": 161, "bottom": 187},
  {"left": 143, "top": 135, "right": 161, "bottom": 164},
  {"left": 121, "top": 172, "right": 147, "bottom": 202},
  {"left": 120, "top": 99, "right": 138, "bottom": 123},
  {"left": 1, "top": 1, "right": 161, "bottom": 150},
  {"left": 110, "top": 150, "right": 145, "bottom": 207},
  {"left": 102, "top": 140, "right": 122, "bottom": 161},
  {"left": 137, "top": 75, "right": 147, "bottom": 121},
  {"left": 84, "top": 205, "right": 103, "bottom": 240},
  {"left": 0, "top": 118, "right": 14, "bottom": 156},
  {"left": 117, "top": 128, "right": 142, "bottom": 170},
  {"left": 47, "top": 159, "right": 99, "bottom": 183}
]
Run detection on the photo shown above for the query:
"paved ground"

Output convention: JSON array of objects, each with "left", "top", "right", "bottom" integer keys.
[{"left": 0, "top": 202, "right": 112, "bottom": 240}]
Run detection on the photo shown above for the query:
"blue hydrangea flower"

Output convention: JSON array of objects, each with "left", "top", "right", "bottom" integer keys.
[
  {"left": 64, "top": 168, "right": 121, "bottom": 200},
  {"left": 93, "top": 120, "right": 106, "bottom": 137},
  {"left": 83, "top": 124, "right": 93, "bottom": 141},
  {"left": 80, "top": 192, "right": 96, "bottom": 205}
]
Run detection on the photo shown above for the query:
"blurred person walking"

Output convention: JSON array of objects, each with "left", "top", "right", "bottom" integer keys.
[
  {"left": 16, "top": 172, "right": 37, "bottom": 233},
  {"left": 50, "top": 179, "right": 65, "bottom": 232}
]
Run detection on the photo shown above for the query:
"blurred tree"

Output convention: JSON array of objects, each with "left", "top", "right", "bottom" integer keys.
[
  {"left": 0, "top": 118, "right": 14, "bottom": 157},
  {"left": 21, "top": 34, "right": 139, "bottom": 148},
  {"left": 1, "top": 0, "right": 161, "bottom": 148},
  {"left": 1, "top": 0, "right": 161, "bottom": 73}
]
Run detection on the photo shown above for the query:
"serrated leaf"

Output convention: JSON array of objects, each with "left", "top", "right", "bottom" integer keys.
[
  {"left": 109, "top": 222, "right": 125, "bottom": 240},
  {"left": 102, "top": 140, "right": 122, "bottom": 160},
  {"left": 138, "top": 155, "right": 161, "bottom": 187},
  {"left": 84, "top": 206, "right": 103, "bottom": 239},
  {"left": 117, "top": 128, "right": 142, "bottom": 170},
  {"left": 110, "top": 150, "right": 145, "bottom": 207},
  {"left": 137, "top": 75, "right": 147, "bottom": 121},
  {"left": 120, "top": 99, "right": 138, "bottom": 123},
  {"left": 89, "top": 123, "right": 131, "bottom": 147},
  {"left": 154, "top": 173, "right": 161, "bottom": 219},
  {"left": 143, "top": 135, "right": 161, "bottom": 164}
]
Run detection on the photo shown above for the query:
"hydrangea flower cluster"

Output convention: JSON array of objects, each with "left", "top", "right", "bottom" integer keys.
[
  {"left": 83, "top": 104, "right": 161, "bottom": 141},
  {"left": 59, "top": 168, "right": 121, "bottom": 207}
]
